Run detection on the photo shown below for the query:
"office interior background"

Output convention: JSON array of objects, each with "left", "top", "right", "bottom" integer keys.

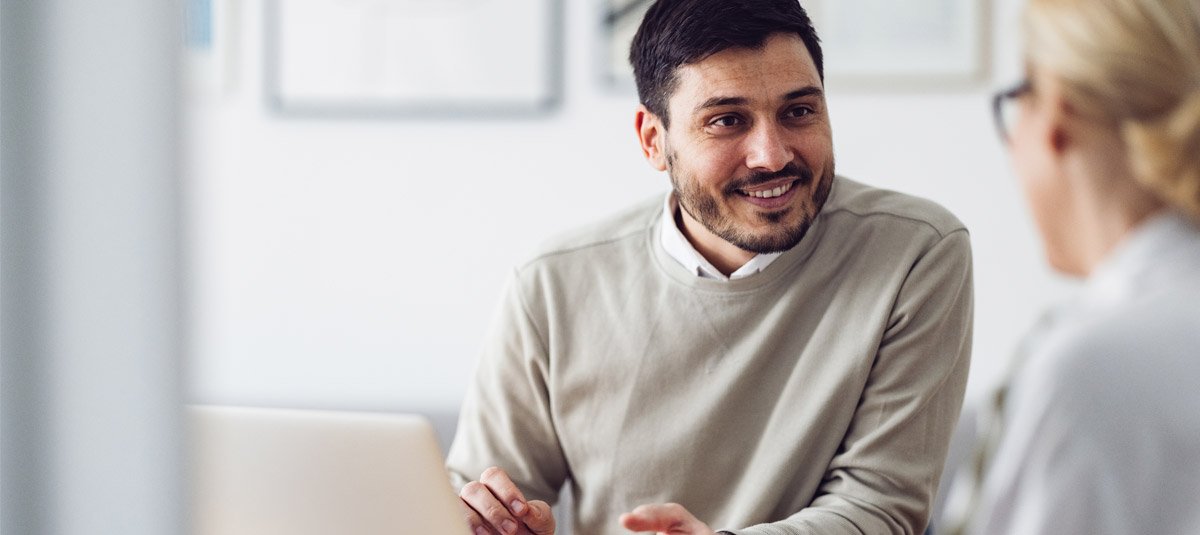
[{"left": 1, "top": 0, "right": 1074, "bottom": 533}]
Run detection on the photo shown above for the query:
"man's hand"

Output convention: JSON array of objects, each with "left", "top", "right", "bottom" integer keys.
[
  {"left": 620, "top": 503, "right": 717, "bottom": 535},
  {"left": 459, "top": 466, "right": 555, "bottom": 535}
]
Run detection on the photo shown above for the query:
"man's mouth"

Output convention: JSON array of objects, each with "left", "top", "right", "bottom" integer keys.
[
  {"left": 739, "top": 180, "right": 797, "bottom": 199},
  {"left": 728, "top": 163, "right": 812, "bottom": 199}
]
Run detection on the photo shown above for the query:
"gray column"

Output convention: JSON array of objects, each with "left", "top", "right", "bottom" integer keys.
[{"left": 1, "top": 0, "right": 184, "bottom": 533}]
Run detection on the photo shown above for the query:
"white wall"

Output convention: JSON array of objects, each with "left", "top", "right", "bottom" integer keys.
[{"left": 187, "top": 0, "right": 1076, "bottom": 416}]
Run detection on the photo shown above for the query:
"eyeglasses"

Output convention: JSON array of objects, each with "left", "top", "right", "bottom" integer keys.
[{"left": 992, "top": 79, "right": 1033, "bottom": 143}]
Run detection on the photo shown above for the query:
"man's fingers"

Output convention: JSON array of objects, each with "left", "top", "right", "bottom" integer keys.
[
  {"left": 479, "top": 466, "right": 530, "bottom": 517},
  {"left": 458, "top": 468, "right": 553, "bottom": 535},
  {"left": 620, "top": 503, "right": 706, "bottom": 534},
  {"left": 620, "top": 503, "right": 685, "bottom": 531},
  {"left": 459, "top": 498, "right": 497, "bottom": 535},
  {"left": 521, "top": 500, "right": 556, "bottom": 535},
  {"left": 460, "top": 481, "right": 520, "bottom": 535}
]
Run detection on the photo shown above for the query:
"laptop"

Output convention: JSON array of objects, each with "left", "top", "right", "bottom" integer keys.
[{"left": 189, "top": 405, "right": 470, "bottom": 535}]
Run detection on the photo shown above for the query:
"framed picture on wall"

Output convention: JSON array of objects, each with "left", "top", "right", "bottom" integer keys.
[
  {"left": 265, "top": 0, "right": 562, "bottom": 117},
  {"left": 599, "top": 0, "right": 652, "bottom": 92},
  {"left": 598, "top": 0, "right": 988, "bottom": 92},
  {"left": 804, "top": 0, "right": 989, "bottom": 87},
  {"left": 186, "top": 0, "right": 241, "bottom": 99}
]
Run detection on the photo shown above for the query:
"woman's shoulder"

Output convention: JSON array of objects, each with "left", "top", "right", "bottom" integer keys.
[{"left": 1015, "top": 288, "right": 1200, "bottom": 426}]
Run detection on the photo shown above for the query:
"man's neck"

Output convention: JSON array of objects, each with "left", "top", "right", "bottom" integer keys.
[{"left": 675, "top": 206, "right": 755, "bottom": 277}]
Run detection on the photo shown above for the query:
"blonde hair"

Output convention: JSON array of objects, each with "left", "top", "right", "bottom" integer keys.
[{"left": 1023, "top": 0, "right": 1200, "bottom": 219}]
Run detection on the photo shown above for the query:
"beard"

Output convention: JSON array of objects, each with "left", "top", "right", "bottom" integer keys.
[{"left": 668, "top": 154, "right": 835, "bottom": 254}]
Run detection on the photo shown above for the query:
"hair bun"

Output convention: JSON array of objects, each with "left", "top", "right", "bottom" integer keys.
[{"left": 1123, "top": 90, "right": 1200, "bottom": 220}]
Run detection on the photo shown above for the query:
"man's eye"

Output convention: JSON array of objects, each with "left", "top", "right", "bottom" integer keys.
[
  {"left": 710, "top": 115, "right": 743, "bottom": 127},
  {"left": 785, "top": 106, "right": 814, "bottom": 119}
]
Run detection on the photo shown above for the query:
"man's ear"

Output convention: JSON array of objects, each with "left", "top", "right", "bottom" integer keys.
[{"left": 635, "top": 105, "right": 669, "bottom": 171}]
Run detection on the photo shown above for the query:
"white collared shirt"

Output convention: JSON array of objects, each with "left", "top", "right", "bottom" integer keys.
[
  {"left": 659, "top": 193, "right": 783, "bottom": 281},
  {"left": 974, "top": 211, "right": 1200, "bottom": 535}
]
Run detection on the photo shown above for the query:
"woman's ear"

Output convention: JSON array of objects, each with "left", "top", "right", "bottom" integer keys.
[
  {"left": 1040, "top": 76, "right": 1074, "bottom": 156},
  {"left": 635, "top": 105, "right": 668, "bottom": 171}
]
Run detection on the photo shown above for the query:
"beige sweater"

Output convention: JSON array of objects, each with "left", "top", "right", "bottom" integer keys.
[{"left": 447, "top": 177, "right": 973, "bottom": 535}]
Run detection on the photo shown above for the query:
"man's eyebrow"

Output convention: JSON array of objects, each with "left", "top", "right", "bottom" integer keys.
[
  {"left": 695, "top": 96, "right": 748, "bottom": 113},
  {"left": 784, "top": 86, "right": 824, "bottom": 100},
  {"left": 693, "top": 87, "right": 825, "bottom": 114}
]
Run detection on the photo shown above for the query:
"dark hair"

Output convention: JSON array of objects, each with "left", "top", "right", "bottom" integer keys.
[{"left": 629, "top": 0, "right": 824, "bottom": 127}]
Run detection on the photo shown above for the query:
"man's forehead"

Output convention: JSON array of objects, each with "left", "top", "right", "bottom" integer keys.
[{"left": 671, "top": 34, "right": 821, "bottom": 106}]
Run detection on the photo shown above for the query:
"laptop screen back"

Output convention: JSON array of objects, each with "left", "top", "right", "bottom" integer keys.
[{"left": 190, "top": 406, "right": 469, "bottom": 535}]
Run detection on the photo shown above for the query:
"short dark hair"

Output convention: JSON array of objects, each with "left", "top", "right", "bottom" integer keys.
[{"left": 629, "top": 0, "right": 824, "bottom": 127}]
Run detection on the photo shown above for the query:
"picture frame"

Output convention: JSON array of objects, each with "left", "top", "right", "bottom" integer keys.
[
  {"left": 598, "top": 0, "right": 989, "bottom": 92},
  {"left": 186, "top": 0, "right": 240, "bottom": 99},
  {"left": 806, "top": 0, "right": 990, "bottom": 88},
  {"left": 598, "top": 0, "right": 652, "bottom": 93},
  {"left": 265, "top": 0, "right": 563, "bottom": 118}
]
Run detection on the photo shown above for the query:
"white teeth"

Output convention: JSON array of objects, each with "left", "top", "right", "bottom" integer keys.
[{"left": 744, "top": 182, "right": 793, "bottom": 199}]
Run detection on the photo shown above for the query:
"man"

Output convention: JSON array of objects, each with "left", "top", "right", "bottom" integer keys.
[{"left": 447, "top": 1, "right": 973, "bottom": 534}]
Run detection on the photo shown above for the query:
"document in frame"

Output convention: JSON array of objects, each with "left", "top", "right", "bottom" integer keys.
[
  {"left": 267, "top": 0, "right": 560, "bottom": 116},
  {"left": 803, "top": 0, "right": 986, "bottom": 85}
]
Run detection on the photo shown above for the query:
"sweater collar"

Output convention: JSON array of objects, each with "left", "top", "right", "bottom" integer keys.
[{"left": 658, "top": 193, "right": 784, "bottom": 281}]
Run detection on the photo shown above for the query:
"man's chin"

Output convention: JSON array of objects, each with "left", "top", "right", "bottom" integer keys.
[
  {"left": 724, "top": 222, "right": 812, "bottom": 255},
  {"left": 724, "top": 171, "right": 831, "bottom": 254}
]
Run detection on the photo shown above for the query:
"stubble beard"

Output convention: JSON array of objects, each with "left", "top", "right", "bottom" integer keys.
[{"left": 668, "top": 152, "right": 835, "bottom": 254}]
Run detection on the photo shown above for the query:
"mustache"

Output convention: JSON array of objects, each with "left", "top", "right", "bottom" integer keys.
[{"left": 725, "top": 163, "right": 814, "bottom": 194}]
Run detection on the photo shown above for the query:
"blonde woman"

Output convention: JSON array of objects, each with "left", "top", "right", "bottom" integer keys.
[{"left": 974, "top": 0, "right": 1200, "bottom": 533}]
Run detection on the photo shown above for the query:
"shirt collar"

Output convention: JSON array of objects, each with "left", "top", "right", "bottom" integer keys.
[
  {"left": 1084, "top": 210, "right": 1200, "bottom": 307},
  {"left": 659, "top": 193, "right": 783, "bottom": 281}
]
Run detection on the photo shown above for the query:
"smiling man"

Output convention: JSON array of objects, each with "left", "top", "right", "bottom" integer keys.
[
  {"left": 643, "top": 31, "right": 834, "bottom": 278},
  {"left": 446, "top": 1, "right": 973, "bottom": 534}
]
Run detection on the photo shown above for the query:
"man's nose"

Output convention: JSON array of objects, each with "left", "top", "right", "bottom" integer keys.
[{"left": 744, "top": 123, "right": 794, "bottom": 172}]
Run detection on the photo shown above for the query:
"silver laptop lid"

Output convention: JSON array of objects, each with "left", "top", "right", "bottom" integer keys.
[{"left": 190, "top": 406, "right": 469, "bottom": 535}]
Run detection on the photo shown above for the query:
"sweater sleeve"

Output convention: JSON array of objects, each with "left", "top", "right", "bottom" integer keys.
[
  {"left": 731, "top": 229, "right": 974, "bottom": 535},
  {"left": 444, "top": 268, "right": 569, "bottom": 505}
]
